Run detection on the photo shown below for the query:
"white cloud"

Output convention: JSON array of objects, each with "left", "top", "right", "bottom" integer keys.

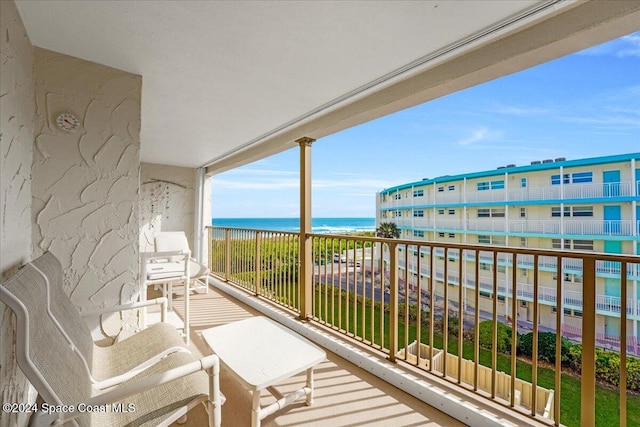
[
  {"left": 557, "top": 114, "right": 640, "bottom": 128},
  {"left": 618, "top": 33, "right": 640, "bottom": 58},
  {"left": 457, "top": 127, "right": 503, "bottom": 146},
  {"left": 211, "top": 177, "right": 298, "bottom": 191},
  {"left": 223, "top": 168, "right": 297, "bottom": 176},
  {"left": 312, "top": 177, "right": 395, "bottom": 191},
  {"left": 489, "top": 104, "right": 552, "bottom": 116},
  {"left": 577, "top": 31, "right": 640, "bottom": 58}
]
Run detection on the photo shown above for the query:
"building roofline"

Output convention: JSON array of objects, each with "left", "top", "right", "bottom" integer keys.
[{"left": 379, "top": 152, "right": 640, "bottom": 194}]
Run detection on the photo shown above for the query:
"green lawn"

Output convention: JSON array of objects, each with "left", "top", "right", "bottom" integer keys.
[{"left": 313, "top": 286, "right": 640, "bottom": 427}]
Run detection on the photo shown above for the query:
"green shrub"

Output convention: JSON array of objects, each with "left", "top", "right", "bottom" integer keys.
[
  {"left": 567, "top": 343, "right": 583, "bottom": 372},
  {"left": 565, "top": 343, "right": 640, "bottom": 392},
  {"left": 518, "top": 332, "right": 571, "bottom": 364},
  {"left": 478, "top": 320, "right": 516, "bottom": 354}
]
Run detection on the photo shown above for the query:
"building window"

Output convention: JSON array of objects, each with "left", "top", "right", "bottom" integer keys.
[
  {"left": 572, "top": 172, "right": 593, "bottom": 183},
  {"left": 413, "top": 210, "right": 424, "bottom": 217},
  {"left": 394, "top": 193, "right": 402, "bottom": 200},
  {"left": 437, "top": 186, "right": 444, "bottom": 192},
  {"left": 551, "top": 207, "right": 570, "bottom": 217},
  {"left": 551, "top": 174, "right": 570, "bottom": 185},
  {"left": 448, "top": 185, "right": 455, "bottom": 191},
  {"left": 521, "top": 177, "right": 527, "bottom": 188},
  {"left": 552, "top": 239, "right": 594, "bottom": 251},
  {"left": 552, "top": 239, "right": 569, "bottom": 249},
  {"left": 563, "top": 273, "right": 582, "bottom": 283},
  {"left": 520, "top": 237, "right": 526, "bottom": 247},
  {"left": 480, "top": 262, "right": 491, "bottom": 271},
  {"left": 479, "top": 208, "right": 505, "bottom": 218},
  {"left": 553, "top": 206, "right": 593, "bottom": 217},
  {"left": 438, "top": 209, "right": 445, "bottom": 215},
  {"left": 477, "top": 180, "right": 504, "bottom": 190},
  {"left": 448, "top": 233, "right": 455, "bottom": 238},
  {"left": 438, "top": 232, "right": 445, "bottom": 238},
  {"left": 520, "top": 300, "right": 527, "bottom": 307},
  {"left": 572, "top": 239, "right": 594, "bottom": 251},
  {"left": 497, "top": 295, "right": 506, "bottom": 302},
  {"left": 413, "top": 230, "right": 425, "bottom": 237},
  {"left": 572, "top": 206, "right": 593, "bottom": 217},
  {"left": 480, "top": 291, "right": 492, "bottom": 299},
  {"left": 520, "top": 207, "right": 526, "bottom": 218},
  {"left": 491, "top": 180, "right": 505, "bottom": 190},
  {"left": 477, "top": 182, "right": 490, "bottom": 191},
  {"left": 448, "top": 209, "right": 455, "bottom": 215},
  {"left": 478, "top": 235, "right": 491, "bottom": 244},
  {"left": 563, "top": 308, "right": 572, "bottom": 316},
  {"left": 413, "top": 189, "right": 424, "bottom": 197}
]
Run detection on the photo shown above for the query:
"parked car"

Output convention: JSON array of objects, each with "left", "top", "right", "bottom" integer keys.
[{"left": 333, "top": 253, "right": 347, "bottom": 263}]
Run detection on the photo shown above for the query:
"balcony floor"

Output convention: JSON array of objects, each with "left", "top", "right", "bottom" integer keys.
[{"left": 149, "top": 285, "right": 465, "bottom": 427}]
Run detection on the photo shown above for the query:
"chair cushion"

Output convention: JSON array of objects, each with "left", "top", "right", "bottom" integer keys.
[
  {"left": 86, "top": 352, "right": 210, "bottom": 427},
  {"left": 92, "top": 322, "right": 187, "bottom": 382},
  {"left": 146, "top": 261, "right": 187, "bottom": 280},
  {"left": 189, "top": 260, "right": 210, "bottom": 278}
]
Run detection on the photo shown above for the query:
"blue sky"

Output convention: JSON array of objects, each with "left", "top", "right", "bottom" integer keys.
[{"left": 212, "top": 32, "right": 640, "bottom": 219}]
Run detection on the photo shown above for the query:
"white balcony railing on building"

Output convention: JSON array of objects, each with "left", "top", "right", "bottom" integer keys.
[
  {"left": 378, "top": 181, "right": 635, "bottom": 210},
  {"left": 395, "top": 218, "right": 635, "bottom": 237},
  {"left": 399, "top": 261, "right": 640, "bottom": 319},
  {"left": 208, "top": 226, "right": 640, "bottom": 426}
]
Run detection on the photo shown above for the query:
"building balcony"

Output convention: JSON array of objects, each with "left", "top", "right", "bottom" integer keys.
[
  {"left": 379, "top": 180, "right": 639, "bottom": 208},
  {"left": 395, "top": 218, "right": 638, "bottom": 237},
  {"left": 151, "top": 285, "right": 466, "bottom": 427},
  {"left": 206, "top": 226, "right": 640, "bottom": 426}
]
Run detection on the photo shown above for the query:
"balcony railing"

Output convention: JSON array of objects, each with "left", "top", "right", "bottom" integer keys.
[
  {"left": 207, "top": 226, "right": 640, "bottom": 426},
  {"left": 379, "top": 181, "right": 636, "bottom": 208},
  {"left": 396, "top": 218, "right": 635, "bottom": 236}
]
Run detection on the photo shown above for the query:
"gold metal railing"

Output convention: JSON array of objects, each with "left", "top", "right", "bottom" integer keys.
[{"left": 207, "top": 226, "right": 640, "bottom": 426}]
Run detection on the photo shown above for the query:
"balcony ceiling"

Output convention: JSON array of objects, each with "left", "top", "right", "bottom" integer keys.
[{"left": 15, "top": 1, "right": 640, "bottom": 172}]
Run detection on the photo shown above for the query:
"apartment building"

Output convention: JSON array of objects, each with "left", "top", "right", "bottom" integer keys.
[{"left": 377, "top": 153, "right": 640, "bottom": 347}]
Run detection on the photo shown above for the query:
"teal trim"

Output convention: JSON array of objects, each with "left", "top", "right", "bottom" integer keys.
[
  {"left": 392, "top": 226, "right": 639, "bottom": 241},
  {"left": 380, "top": 196, "right": 639, "bottom": 211},
  {"left": 380, "top": 152, "right": 640, "bottom": 194}
]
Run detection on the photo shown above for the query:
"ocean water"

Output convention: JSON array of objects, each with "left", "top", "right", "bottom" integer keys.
[{"left": 211, "top": 217, "right": 375, "bottom": 234}]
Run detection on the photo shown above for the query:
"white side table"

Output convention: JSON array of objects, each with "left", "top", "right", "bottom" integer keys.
[{"left": 202, "top": 317, "right": 326, "bottom": 427}]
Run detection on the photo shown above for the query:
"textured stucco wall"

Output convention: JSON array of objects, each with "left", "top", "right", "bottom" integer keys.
[
  {"left": 140, "top": 163, "right": 195, "bottom": 252},
  {"left": 31, "top": 48, "right": 142, "bottom": 338},
  {"left": 0, "top": 1, "right": 37, "bottom": 425}
]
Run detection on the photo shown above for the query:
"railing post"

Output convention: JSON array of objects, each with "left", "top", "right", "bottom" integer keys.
[
  {"left": 298, "top": 137, "right": 315, "bottom": 319},
  {"left": 581, "top": 257, "right": 596, "bottom": 426},
  {"left": 207, "top": 226, "right": 213, "bottom": 270},
  {"left": 388, "top": 241, "right": 399, "bottom": 362},
  {"left": 255, "top": 233, "right": 261, "bottom": 296},
  {"left": 225, "top": 229, "right": 231, "bottom": 281}
]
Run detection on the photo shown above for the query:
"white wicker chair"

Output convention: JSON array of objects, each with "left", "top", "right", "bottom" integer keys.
[
  {"left": 154, "top": 231, "right": 210, "bottom": 296},
  {"left": 29, "top": 251, "right": 189, "bottom": 389},
  {"left": 1, "top": 260, "right": 222, "bottom": 427}
]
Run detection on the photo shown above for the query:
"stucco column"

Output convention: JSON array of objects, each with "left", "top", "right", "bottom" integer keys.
[{"left": 298, "top": 137, "right": 315, "bottom": 319}]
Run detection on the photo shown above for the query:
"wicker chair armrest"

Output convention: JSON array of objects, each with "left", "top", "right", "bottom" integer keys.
[
  {"left": 32, "top": 355, "right": 221, "bottom": 426},
  {"left": 80, "top": 297, "right": 168, "bottom": 319}
]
